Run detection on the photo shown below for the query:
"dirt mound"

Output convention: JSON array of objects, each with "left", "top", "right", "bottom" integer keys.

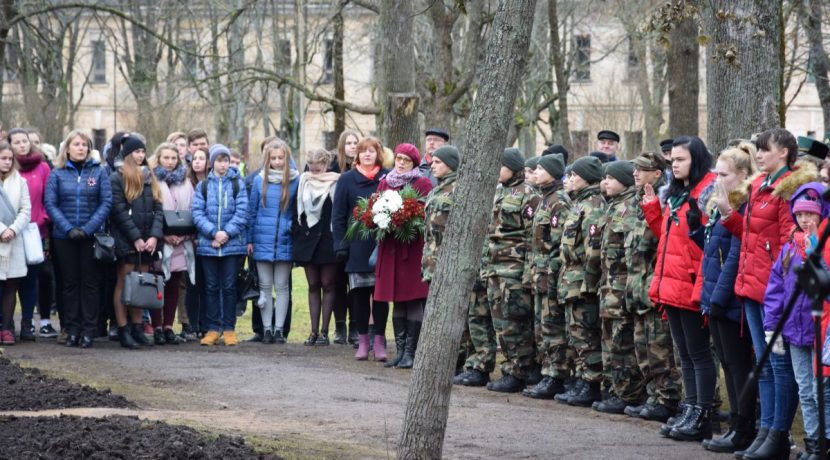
[
  {"left": 0, "top": 415, "right": 281, "bottom": 459},
  {"left": 0, "top": 357, "right": 134, "bottom": 411}
]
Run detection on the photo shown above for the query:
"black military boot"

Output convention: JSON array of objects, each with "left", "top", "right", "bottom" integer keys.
[
  {"left": 486, "top": 374, "right": 526, "bottom": 393},
  {"left": 384, "top": 317, "right": 407, "bottom": 368},
  {"left": 660, "top": 403, "right": 692, "bottom": 437},
  {"left": 453, "top": 369, "right": 490, "bottom": 387},
  {"left": 131, "top": 323, "right": 154, "bottom": 347},
  {"left": 396, "top": 321, "right": 421, "bottom": 369},
  {"left": 669, "top": 405, "right": 712, "bottom": 442},
  {"left": 742, "top": 430, "right": 790, "bottom": 460},
  {"left": 641, "top": 403, "right": 675, "bottom": 423},
  {"left": 624, "top": 403, "right": 646, "bottom": 418},
  {"left": 523, "top": 376, "right": 565, "bottom": 399},
  {"left": 118, "top": 326, "right": 138, "bottom": 350},
  {"left": 348, "top": 320, "right": 358, "bottom": 346},
  {"left": 594, "top": 395, "right": 627, "bottom": 414},
  {"left": 567, "top": 380, "right": 601, "bottom": 407},
  {"left": 735, "top": 427, "right": 769, "bottom": 459},
  {"left": 526, "top": 365, "right": 543, "bottom": 386},
  {"left": 705, "top": 414, "right": 754, "bottom": 453},
  {"left": 333, "top": 321, "right": 347, "bottom": 344},
  {"left": 555, "top": 378, "right": 582, "bottom": 403},
  {"left": 799, "top": 438, "right": 817, "bottom": 460}
]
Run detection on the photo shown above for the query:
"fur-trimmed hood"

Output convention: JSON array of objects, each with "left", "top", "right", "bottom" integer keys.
[{"left": 724, "top": 160, "right": 819, "bottom": 210}]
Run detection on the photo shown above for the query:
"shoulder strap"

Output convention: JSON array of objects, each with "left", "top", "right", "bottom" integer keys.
[{"left": 200, "top": 177, "right": 240, "bottom": 201}]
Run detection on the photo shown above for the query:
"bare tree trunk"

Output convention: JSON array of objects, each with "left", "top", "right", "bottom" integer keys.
[
  {"left": 702, "top": 0, "right": 781, "bottom": 152},
  {"left": 549, "top": 0, "right": 573, "bottom": 153},
  {"left": 805, "top": 0, "right": 830, "bottom": 134},
  {"left": 0, "top": 0, "right": 16, "bottom": 125},
  {"left": 397, "top": 1, "right": 537, "bottom": 458},
  {"left": 333, "top": 5, "right": 346, "bottom": 139},
  {"left": 380, "top": 0, "right": 420, "bottom": 149},
  {"left": 667, "top": 2, "right": 699, "bottom": 137}
]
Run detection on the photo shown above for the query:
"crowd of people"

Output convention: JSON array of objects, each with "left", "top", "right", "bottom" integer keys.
[{"left": 3, "top": 122, "right": 830, "bottom": 458}]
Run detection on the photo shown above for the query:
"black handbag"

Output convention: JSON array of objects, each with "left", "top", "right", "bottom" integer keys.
[
  {"left": 120, "top": 253, "right": 165, "bottom": 310},
  {"left": 237, "top": 266, "right": 259, "bottom": 301},
  {"left": 163, "top": 210, "right": 196, "bottom": 236},
  {"left": 93, "top": 233, "right": 117, "bottom": 263}
]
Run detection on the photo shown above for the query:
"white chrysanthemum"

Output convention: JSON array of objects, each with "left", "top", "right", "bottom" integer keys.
[
  {"left": 384, "top": 190, "right": 403, "bottom": 211},
  {"left": 374, "top": 213, "right": 391, "bottom": 229}
]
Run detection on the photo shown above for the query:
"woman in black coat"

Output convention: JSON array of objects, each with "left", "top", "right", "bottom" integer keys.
[{"left": 109, "top": 137, "right": 164, "bottom": 349}]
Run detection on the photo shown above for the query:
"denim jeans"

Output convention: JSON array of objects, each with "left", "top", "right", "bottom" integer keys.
[
  {"left": 202, "top": 255, "right": 241, "bottom": 332},
  {"left": 791, "top": 344, "right": 821, "bottom": 438},
  {"left": 744, "top": 298, "right": 799, "bottom": 431},
  {"left": 817, "top": 377, "right": 830, "bottom": 438}
]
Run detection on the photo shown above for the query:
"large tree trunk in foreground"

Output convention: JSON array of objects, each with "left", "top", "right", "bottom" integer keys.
[
  {"left": 667, "top": 1, "right": 699, "bottom": 138},
  {"left": 397, "top": 1, "right": 537, "bottom": 458},
  {"left": 380, "top": 0, "right": 420, "bottom": 149},
  {"left": 702, "top": 0, "right": 781, "bottom": 153}
]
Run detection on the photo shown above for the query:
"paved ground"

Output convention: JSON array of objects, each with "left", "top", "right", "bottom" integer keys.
[{"left": 2, "top": 340, "right": 725, "bottom": 459}]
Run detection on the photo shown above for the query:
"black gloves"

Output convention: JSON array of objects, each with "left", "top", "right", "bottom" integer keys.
[
  {"left": 335, "top": 249, "right": 349, "bottom": 263},
  {"left": 686, "top": 197, "right": 702, "bottom": 232},
  {"left": 68, "top": 227, "right": 87, "bottom": 240}
]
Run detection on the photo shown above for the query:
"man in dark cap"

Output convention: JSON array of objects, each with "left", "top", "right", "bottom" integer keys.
[
  {"left": 596, "top": 130, "right": 621, "bottom": 162},
  {"left": 659, "top": 139, "right": 673, "bottom": 162},
  {"left": 797, "top": 136, "right": 829, "bottom": 168},
  {"left": 419, "top": 128, "right": 450, "bottom": 186}
]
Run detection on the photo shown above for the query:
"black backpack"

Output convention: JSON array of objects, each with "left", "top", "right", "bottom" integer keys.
[{"left": 199, "top": 176, "right": 242, "bottom": 202}]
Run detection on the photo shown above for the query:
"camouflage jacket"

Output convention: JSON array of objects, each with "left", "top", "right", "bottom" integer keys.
[
  {"left": 558, "top": 184, "right": 606, "bottom": 301},
  {"left": 599, "top": 188, "right": 638, "bottom": 318},
  {"left": 486, "top": 172, "right": 541, "bottom": 283},
  {"left": 421, "top": 172, "right": 457, "bottom": 282},
  {"left": 529, "top": 180, "right": 570, "bottom": 294},
  {"left": 624, "top": 183, "right": 663, "bottom": 314}
]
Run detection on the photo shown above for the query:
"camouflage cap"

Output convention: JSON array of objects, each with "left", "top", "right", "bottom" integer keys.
[{"left": 632, "top": 151, "right": 668, "bottom": 171}]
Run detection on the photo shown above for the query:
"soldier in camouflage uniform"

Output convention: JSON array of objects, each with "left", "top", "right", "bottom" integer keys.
[
  {"left": 523, "top": 154, "right": 574, "bottom": 399},
  {"left": 482, "top": 148, "right": 542, "bottom": 393},
  {"left": 523, "top": 155, "right": 543, "bottom": 382},
  {"left": 552, "top": 156, "right": 606, "bottom": 406},
  {"left": 418, "top": 146, "right": 476, "bottom": 375},
  {"left": 593, "top": 161, "right": 644, "bottom": 414},
  {"left": 623, "top": 152, "right": 682, "bottom": 422}
]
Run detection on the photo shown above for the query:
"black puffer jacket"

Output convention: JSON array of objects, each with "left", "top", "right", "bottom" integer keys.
[{"left": 109, "top": 169, "right": 164, "bottom": 258}]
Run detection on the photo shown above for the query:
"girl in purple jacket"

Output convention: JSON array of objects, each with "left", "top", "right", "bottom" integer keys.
[{"left": 762, "top": 182, "right": 830, "bottom": 458}]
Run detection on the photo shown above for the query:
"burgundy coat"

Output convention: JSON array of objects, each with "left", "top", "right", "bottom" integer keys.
[{"left": 373, "top": 175, "right": 433, "bottom": 302}]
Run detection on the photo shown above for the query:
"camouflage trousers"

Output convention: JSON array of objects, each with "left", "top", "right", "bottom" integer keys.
[
  {"left": 464, "top": 280, "right": 496, "bottom": 373},
  {"left": 457, "top": 320, "right": 474, "bottom": 371},
  {"left": 566, "top": 296, "right": 603, "bottom": 383},
  {"left": 488, "top": 275, "right": 535, "bottom": 380},
  {"left": 633, "top": 307, "right": 682, "bottom": 408},
  {"left": 538, "top": 274, "right": 574, "bottom": 380},
  {"left": 532, "top": 270, "right": 547, "bottom": 367},
  {"left": 601, "top": 314, "right": 644, "bottom": 404}
]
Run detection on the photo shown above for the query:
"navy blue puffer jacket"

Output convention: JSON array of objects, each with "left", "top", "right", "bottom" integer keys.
[
  {"left": 44, "top": 159, "right": 112, "bottom": 239},
  {"left": 695, "top": 204, "right": 745, "bottom": 323}
]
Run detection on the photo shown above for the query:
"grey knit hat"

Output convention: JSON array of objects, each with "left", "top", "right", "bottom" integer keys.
[
  {"left": 604, "top": 160, "right": 635, "bottom": 187},
  {"left": 502, "top": 147, "right": 525, "bottom": 173},
  {"left": 570, "top": 156, "right": 603, "bottom": 183},
  {"left": 432, "top": 145, "right": 460, "bottom": 171},
  {"left": 538, "top": 153, "right": 565, "bottom": 178}
]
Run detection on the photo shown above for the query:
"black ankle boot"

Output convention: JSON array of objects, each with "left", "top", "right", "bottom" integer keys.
[
  {"left": 131, "top": 323, "right": 154, "bottom": 347},
  {"left": 555, "top": 378, "right": 582, "bottom": 403},
  {"left": 801, "top": 438, "right": 818, "bottom": 460},
  {"left": 669, "top": 405, "right": 712, "bottom": 441},
  {"left": 333, "top": 321, "right": 347, "bottom": 344},
  {"left": 567, "top": 380, "right": 601, "bottom": 407},
  {"left": 396, "top": 321, "right": 421, "bottom": 369},
  {"left": 735, "top": 427, "right": 769, "bottom": 459},
  {"left": 118, "top": 326, "right": 138, "bottom": 349},
  {"left": 743, "top": 430, "right": 790, "bottom": 460},
  {"left": 660, "top": 403, "right": 692, "bottom": 437},
  {"left": 385, "top": 317, "right": 407, "bottom": 368},
  {"left": 348, "top": 320, "right": 358, "bottom": 346},
  {"left": 706, "top": 414, "right": 754, "bottom": 453}
]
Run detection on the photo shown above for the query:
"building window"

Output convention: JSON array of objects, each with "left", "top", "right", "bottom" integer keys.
[
  {"left": 322, "top": 38, "right": 333, "bottom": 84},
  {"left": 92, "top": 129, "right": 107, "bottom": 154},
  {"left": 626, "top": 36, "right": 639, "bottom": 81},
  {"left": 625, "top": 130, "right": 643, "bottom": 157},
  {"left": 573, "top": 34, "right": 591, "bottom": 82},
  {"left": 571, "top": 130, "right": 589, "bottom": 156},
  {"left": 92, "top": 40, "right": 107, "bottom": 83},
  {"left": 181, "top": 40, "right": 198, "bottom": 77},
  {"left": 278, "top": 39, "right": 292, "bottom": 66}
]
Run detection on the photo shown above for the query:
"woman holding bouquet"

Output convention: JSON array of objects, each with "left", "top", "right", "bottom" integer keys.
[
  {"left": 375, "top": 143, "right": 433, "bottom": 368},
  {"left": 332, "top": 137, "right": 390, "bottom": 360}
]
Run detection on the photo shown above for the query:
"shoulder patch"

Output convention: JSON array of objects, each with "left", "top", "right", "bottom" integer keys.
[{"left": 589, "top": 224, "right": 597, "bottom": 236}]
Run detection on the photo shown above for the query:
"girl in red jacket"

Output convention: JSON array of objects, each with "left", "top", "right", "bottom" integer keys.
[
  {"left": 642, "top": 136, "right": 716, "bottom": 441},
  {"left": 719, "top": 128, "right": 818, "bottom": 458}
]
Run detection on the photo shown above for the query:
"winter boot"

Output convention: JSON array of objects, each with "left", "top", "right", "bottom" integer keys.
[
  {"left": 735, "top": 427, "right": 769, "bottom": 459},
  {"left": 333, "top": 321, "right": 347, "bottom": 345},
  {"left": 385, "top": 317, "right": 407, "bottom": 368},
  {"left": 348, "top": 320, "right": 358, "bottom": 346},
  {"left": 555, "top": 378, "right": 583, "bottom": 403},
  {"left": 594, "top": 395, "right": 628, "bottom": 414},
  {"left": 354, "top": 334, "right": 370, "bottom": 360},
  {"left": 742, "top": 430, "right": 790, "bottom": 460},
  {"left": 373, "top": 334, "right": 387, "bottom": 361},
  {"left": 669, "top": 405, "right": 712, "bottom": 441},
  {"left": 453, "top": 369, "right": 490, "bottom": 386},
  {"left": 526, "top": 365, "right": 543, "bottom": 386},
  {"left": 131, "top": 323, "right": 154, "bottom": 347},
  {"left": 118, "top": 326, "right": 139, "bottom": 350},
  {"left": 567, "top": 380, "right": 601, "bottom": 407},
  {"left": 486, "top": 374, "right": 526, "bottom": 393},
  {"left": 660, "top": 403, "right": 692, "bottom": 437},
  {"left": 800, "top": 438, "right": 817, "bottom": 460},
  {"left": 705, "top": 414, "right": 755, "bottom": 453},
  {"left": 19, "top": 319, "right": 35, "bottom": 341},
  {"left": 396, "top": 321, "right": 421, "bottom": 369},
  {"left": 523, "top": 376, "right": 565, "bottom": 399}
]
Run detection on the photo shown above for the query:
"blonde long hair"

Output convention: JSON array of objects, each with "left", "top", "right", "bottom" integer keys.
[
  {"left": 718, "top": 141, "right": 758, "bottom": 179},
  {"left": 121, "top": 151, "right": 161, "bottom": 203},
  {"left": 261, "top": 139, "right": 294, "bottom": 210},
  {"left": 55, "top": 130, "right": 94, "bottom": 168}
]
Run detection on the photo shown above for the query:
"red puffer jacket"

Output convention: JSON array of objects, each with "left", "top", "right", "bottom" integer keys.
[
  {"left": 644, "top": 172, "right": 716, "bottom": 312},
  {"left": 724, "top": 162, "right": 817, "bottom": 303}
]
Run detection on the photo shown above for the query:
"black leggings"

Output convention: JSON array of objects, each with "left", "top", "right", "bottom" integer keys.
[
  {"left": 352, "top": 287, "right": 388, "bottom": 335},
  {"left": 1, "top": 279, "right": 19, "bottom": 331},
  {"left": 710, "top": 316, "right": 756, "bottom": 420},
  {"left": 665, "top": 306, "right": 716, "bottom": 408},
  {"left": 392, "top": 299, "right": 425, "bottom": 322},
  {"left": 304, "top": 263, "right": 338, "bottom": 335}
]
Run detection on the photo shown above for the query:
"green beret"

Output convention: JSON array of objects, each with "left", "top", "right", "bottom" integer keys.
[
  {"left": 570, "top": 156, "right": 603, "bottom": 184},
  {"left": 604, "top": 161, "right": 635, "bottom": 187},
  {"left": 538, "top": 153, "right": 565, "bottom": 179},
  {"left": 432, "top": 145, "right": 460, "bottom": 171},
  {"left": 502, "top": 147, "right": 525, "bottom": 173}
]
